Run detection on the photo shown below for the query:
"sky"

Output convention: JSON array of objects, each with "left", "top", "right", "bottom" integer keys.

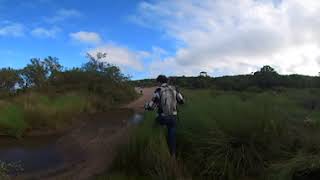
[{"left": 1, "top": 0, "right": 320, "bottom": 79}]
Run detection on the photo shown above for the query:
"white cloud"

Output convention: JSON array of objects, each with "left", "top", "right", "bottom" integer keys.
[
  {"left": 31, "top": 27, "right": 60, "bottom": 38},
  {"left": 70, "top": 31, "right": 102, "bottom": 45},
  {"left": 45, "top": 8, "right": 82, "bottom": 23},
  {"left": 0, "top": 23, "right": 24, "bottom": 37},
  {"left": 87, "top": 44, "right": 145, "bottom": 71},
  {"left": 132, "top": 0, "right": 320, "bottom": 76}
]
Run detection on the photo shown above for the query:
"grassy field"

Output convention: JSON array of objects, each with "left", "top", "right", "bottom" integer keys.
[
  {"left": 0, "top": 93, "right": 91, "bottom": 137},
  {"left": 0, "top": 90, "right": 137, "bottom": 138},
  {"left": 102, "top": 88, "right": 320, "bottom": 180}
]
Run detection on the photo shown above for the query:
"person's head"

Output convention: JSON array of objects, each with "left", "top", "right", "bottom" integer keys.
[{"left": 156, "top": 75, "right": 168, "bottom": 84}]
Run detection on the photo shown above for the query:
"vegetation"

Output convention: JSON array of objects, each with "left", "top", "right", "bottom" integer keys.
[
  {"left": 2, "top": 56, "right": 320, "bottom": 179},
  {"left": 0, "top": 53, "right": 137, "bottom": 137},
  {"left": 133, "top": 65, "right": 320, "bottom": 90},
  {"left": 0, "top": 161, "right": 23, "bottom": 180},
  {"left": 105, "top": 88, "right": 320, "bottom": 180}
]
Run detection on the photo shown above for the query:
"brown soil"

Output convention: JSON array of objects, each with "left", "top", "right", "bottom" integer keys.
[
  {"left": 13, "top": 87, "right": 156, "bottom": 180},
  {"left": 125, "top": 87, "right": 155, "bottom": 112}
]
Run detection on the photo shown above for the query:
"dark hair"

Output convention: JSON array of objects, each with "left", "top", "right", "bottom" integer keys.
[{"left": 156, "top": 75, "right": 168, "bottom": 84}]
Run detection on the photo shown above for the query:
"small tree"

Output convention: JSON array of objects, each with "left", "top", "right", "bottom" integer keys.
[
  {"left": 0, "top": 68, "right": 23, "bottom": 94},
  {"left": 253, "top": 65, "right": 279, "bottom": 88}
]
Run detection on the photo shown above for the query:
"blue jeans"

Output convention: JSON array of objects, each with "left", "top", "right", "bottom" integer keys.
[{"left": 156, "top": 115, "right": 177, "bottom": 156}]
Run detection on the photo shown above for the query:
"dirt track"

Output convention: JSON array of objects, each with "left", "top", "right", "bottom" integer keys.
[
  {"left": 15, "top": 87, "right": 155, "bottom": 180},
  {"left": 125, "top": 87, "right": 155, "bottom": 112}
]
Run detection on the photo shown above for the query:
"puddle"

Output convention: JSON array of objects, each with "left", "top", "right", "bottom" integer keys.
[
  {"left": 0, "top": 136, "right": 63, "bottom": 174},
  {"left": 0, "top": 109, "right": 144, "bottom": 175},
  {"left": 129, "top": 113, "right": 144, "bottom": 124}
]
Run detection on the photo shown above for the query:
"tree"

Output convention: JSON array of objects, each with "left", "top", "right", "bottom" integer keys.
[
  {"left": 254, "top": 65, "right": 279, "bottom": 88},
  {"left": 21, "top": 58, "right": 48, "bottom": 88},
  {"left": 83, "top": 52, "right": 127, "bottom": 82},
  {"left": 83, "top": 52, "right": 107, "bottom": 72},
  {"left": 21, "top": 57, "right": 62, "bottom": 89},
  {"left": 0, "top": 68, "right": 23, "bottom": 93}
]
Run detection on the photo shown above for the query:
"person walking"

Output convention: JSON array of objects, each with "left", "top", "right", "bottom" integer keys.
[{"left": 145, "top": 75, "right": 184, "bottom": 156}]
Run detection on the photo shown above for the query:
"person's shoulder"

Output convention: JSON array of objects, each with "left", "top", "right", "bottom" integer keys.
[{"left": 154, "top": 87, "right": 161, "bottom": 93}]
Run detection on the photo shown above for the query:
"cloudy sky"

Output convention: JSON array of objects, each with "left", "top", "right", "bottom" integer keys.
[{"left": 1, "top": 0, "right": 320, "bottom": 79}]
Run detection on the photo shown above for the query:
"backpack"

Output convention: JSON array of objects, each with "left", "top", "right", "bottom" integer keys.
[{"left": 159, "top": 85, "right": 177, "bottom": 116}]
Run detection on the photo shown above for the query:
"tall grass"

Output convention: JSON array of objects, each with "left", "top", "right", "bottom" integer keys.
[
  {"left": 0, "top": 103, "right": 26, "bottom": 137},
  {"left": 177, "top": 91, "right": 293, "bottom": 179},
  {"left": 113, "top": 113, "right": 186, "bottom": 180},
  {"left": 0, "top": 83, "right": 136, "bottom": 137},
  {"left": 0, "top": 93, "right": 92, "bottom": 137},
  {"left": 19, "top": 93, "right": 88, "bottom": 130},
  {"left": 109, "top": 88, "right": 320, "bottom": 180},
  {"left": 110, "top": 112, "right": 186, "bottom": 180}
]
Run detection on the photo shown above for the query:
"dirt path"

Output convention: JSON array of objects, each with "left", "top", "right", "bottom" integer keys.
[
  {"left": 125, "top": 87, "right": 155, "bottom": 112},
  {"left": 14, "top": 87, "right": 155, "bottom": 180}
]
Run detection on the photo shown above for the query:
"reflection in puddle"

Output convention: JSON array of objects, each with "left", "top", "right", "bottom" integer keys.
[{"left": 130, "top": 113, "right": 143, "bottom": 124}]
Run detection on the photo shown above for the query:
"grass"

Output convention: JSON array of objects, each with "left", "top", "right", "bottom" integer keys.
[
  {"left": 109, "top": 112, "right": 186, "bottom": 180},
  {"left": 0, "top": 161, "right": 23, "bottom": 180},
  {"left": 0, "top": 86, "right": 137, "bottom": 137},
  {"left": 20, "top": 93, "right": 88, "bottom": 130},
  {"left": 105, "top": 88, "right": 320, "bottom": 180},
  {"left": 96, "top": 173, "right": 150, "bottom": 180},
  {"left": 0, "top": 92, "right": 98, "bottom": 137},
  {"left": 0, "top": 103, "right": 26, "bottom": 137}
]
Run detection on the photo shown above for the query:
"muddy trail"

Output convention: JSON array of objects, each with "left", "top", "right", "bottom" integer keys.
[{"left": 8, "top": 87, "right": 155, "bottom": 180}]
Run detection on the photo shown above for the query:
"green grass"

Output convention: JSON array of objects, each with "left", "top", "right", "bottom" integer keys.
[
  {"left": 21, "top": 93, "right": 88, "bottom": 130},
  {"left": 0, "top": 103, "right": 26, "bottom": 137},
  {"left": 96, "top": 173, "right": 150, "bottom": 180},
  {"left": 0, "top": 93, "right": 93, "bottom": 137},
  {"left": 109, "top": 112, "right": 186, "bottom": 180},
  {"left": 106, "top": 88, "right": 320, "bottom": 180}
]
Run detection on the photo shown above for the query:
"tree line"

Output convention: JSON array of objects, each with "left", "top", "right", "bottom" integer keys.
[
  {"left": 0, "top": 53, "right": 135, "bottom": 103},
  {"left": 134, "top": 65, "right": 320, "bottom": 90}
]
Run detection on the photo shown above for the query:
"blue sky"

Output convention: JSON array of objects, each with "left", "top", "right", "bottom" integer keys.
[
  {"left": 0, "top": 0, "right": 174, "bottom": 79},
  {"left": 1, "top": 0, "right": 320, "bottom": 79}
]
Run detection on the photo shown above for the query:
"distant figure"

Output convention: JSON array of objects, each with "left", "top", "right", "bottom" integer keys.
[
  {"left": 145, "top": 75, "right": 184, "bottom": 156},
  {"left": 140, "top": 88, "right": 143, "bottom": 95}
]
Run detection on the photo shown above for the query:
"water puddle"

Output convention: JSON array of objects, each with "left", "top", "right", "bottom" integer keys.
[
  {"left": 129, "top": 113, "right": 144, "bottom": 124},
  {"left": 0, "top": 136, "right": 63, "bottom": 174},
  {"left": 0, "top": 109, "right": 144, "bottom": 176}
]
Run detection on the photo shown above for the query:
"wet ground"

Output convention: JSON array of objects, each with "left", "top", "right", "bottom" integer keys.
[
  {"left": 0, "top": 87, "right": 154, "bottom": 180},
  {"left": 0, "top": 110, "right": 144, "bottom": 180},
  {"left": 0, "top": 135, "right": 62, "bottom": 174}
]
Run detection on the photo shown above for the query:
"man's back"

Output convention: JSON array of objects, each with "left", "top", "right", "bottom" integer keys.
[{"left": 146, "top": 83, "right": 184, "bottom": 116}]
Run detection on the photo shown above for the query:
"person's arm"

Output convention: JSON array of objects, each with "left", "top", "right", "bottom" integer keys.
[
  {"left": 176, "top": 91, "right": 184, "bottom": 105},
  {"left": 145, "top": 88, "right": 161, "bottom": 110}
]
